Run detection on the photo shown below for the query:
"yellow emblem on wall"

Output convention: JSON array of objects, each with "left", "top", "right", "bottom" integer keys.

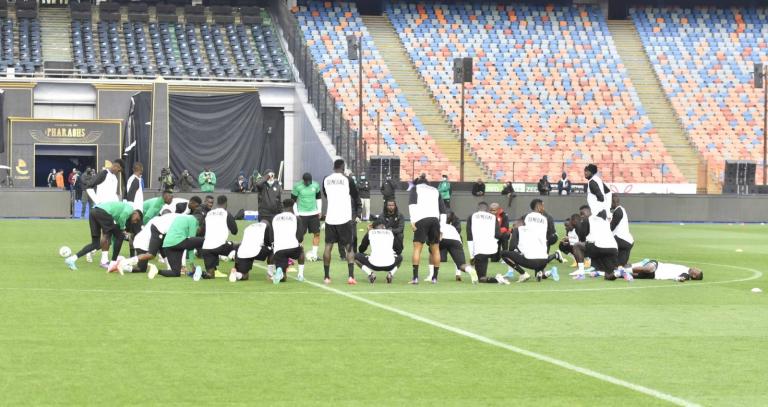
[{"left": 15, "top": 159, "right": 28, "bottom": 175}]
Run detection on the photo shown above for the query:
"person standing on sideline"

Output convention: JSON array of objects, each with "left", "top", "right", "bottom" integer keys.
[
  {"left": 47, "top": 168, "right": 56, "bottom": 188},
  {"left": 438, "top": 174, "right": 452, "bottom": 208},
  {"left": 322, "top": 159, "right": 361, "bottom": 285},
  {"left": 472, "top": 178, "right": 485, "bottom": 197},
  {"left": 537, "top": 175, "right": 551, "bottom": 195},
  {"left": 292, "top": 172, "right": 322, "bottom": 261},
  {"left": 501, "top": 181, "right": 516, "bottom": 208},
  {"left": 381, "top": 175, "right": 396, "bottom": 202},
  {"left": 358, "top": 173, "right": 371, "bottom": 221},
  {"left": 557, "top": 172, "right": 571, "bottom": 195},
  {"left": 254, "top": 169, "right": 283, "bottom": 224},
  {"left": 55, "top": 169, "right": 65, "bottom": 190},
  {"left": 408, "top": 174, "right": 446, "bottom": 284},
  {"left": 198, "top": 168, "right": 216, "bottom": 193},
  {"left": 68, "top": 167, "right": 78, "bottom": 214}
]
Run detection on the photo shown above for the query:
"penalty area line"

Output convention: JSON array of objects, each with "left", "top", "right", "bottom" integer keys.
[{"left": 297, "top": 276, "right": 701, "bottom": 407}]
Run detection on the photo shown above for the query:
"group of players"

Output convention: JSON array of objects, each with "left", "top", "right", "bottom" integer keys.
[{"left": 62, "top": 159, "right": 703, "bottom": 284}]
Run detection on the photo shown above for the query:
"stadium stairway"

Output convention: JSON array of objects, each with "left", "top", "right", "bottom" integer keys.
[
  {"left": 607, "top": 20, "right": 703, "bottom": 187},
  {"left": 362, "top": 15, "right": 486, "bottom": 181},
  {"left": 39, "top": 7, "right": 72, "bottom": 62}
]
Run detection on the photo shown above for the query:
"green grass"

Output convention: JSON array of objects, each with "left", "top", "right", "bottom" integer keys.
[{"left": 0, "top": 220, "right": 766, "bottom": 406}]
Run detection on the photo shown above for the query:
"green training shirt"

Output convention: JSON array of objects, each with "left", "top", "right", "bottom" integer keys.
[{"left": 291, "top": 181, "right": 322, "bottom": 216}]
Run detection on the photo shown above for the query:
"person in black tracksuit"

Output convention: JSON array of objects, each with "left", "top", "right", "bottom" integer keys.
[
  {"left": 253, "top": 169, "right": 283, "bottom": 224},
  {"left": 380, "top": 176, "right": 396, "bottom": 202}
]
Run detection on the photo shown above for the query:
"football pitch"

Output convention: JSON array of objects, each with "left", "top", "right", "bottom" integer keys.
[{"left": 0, "top": 220, "right": 766, "bottom": 406}]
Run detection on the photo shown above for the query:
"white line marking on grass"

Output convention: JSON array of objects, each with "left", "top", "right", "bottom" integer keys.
[
  {"left": 298, "top": 276, "right": 701, "bottom": 407},
  {"left": 0, "top": 287, "right": 320, "bottom": 296}
]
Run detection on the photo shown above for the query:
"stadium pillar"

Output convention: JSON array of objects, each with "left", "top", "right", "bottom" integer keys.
[
  {"left": 376, "top": 110, "right": 380, "bottom": 157},
  {"left": 283, "top": 110, "right": 295, "bottom": 188},
  {"left": 764, "top": 68, "right": 767, "bottom": 185},
  {"left": 460, "top": 81, "right": 465, "bottom": 182},
  {"left": 358, "top": 35, "right": 364, "bottom": 177}
]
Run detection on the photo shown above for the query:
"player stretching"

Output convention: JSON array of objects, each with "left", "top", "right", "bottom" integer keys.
[
  {"left": 292, "top": 172, "right": 322, "bottom": 261},
  {"left": 467, "top": 202, "right": 507, "bottom": 284},
  {"left": 271, "top": 199, "right": 305, "bottom": 284},
  {"left": 322, "top": 159, "right": 361, "bottom": 285},
  {"left": 229, "top": 219, "right": 272, "bottom": 283},
  {"left": 438, "top": 210, "right": 478, "bottom": 283},
  {"left": 355, "top": 218, "right": 403, "bottom": 284},
  {"left": 408, "top": 174, "right": 446, "bottom": 284},
  {"left": 199, "top": 195, "right": 238, "bottom": 279},
  {"left": 610, "top": 195, "right": 634, "bottom": 268}
]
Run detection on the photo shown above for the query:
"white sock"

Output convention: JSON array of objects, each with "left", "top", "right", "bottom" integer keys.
[
  {"left": 125, "top": 256, "right": 139, "bottom": 267},
  {"left": 507, "top": 266, "right": 515, "bottom": 274},
  {"left": 390, "top": 266, "right": 398, "bottom": 276},
  {"left": 236, "top": 271, "right": 244, "bottom": 281},
  {"left": 427, "top": 264, "right": 434, "bottom": 280},
  {"left": 362, "top": 265, "right": 372, "bottom": 276},
  {"left": 100, "top": 251, "right": 108, "bottom": 264},
  {"left": 455, "top": 268, "right": 461, "bottom": 276},
  {"left": 66, "top": 255, "right": 77, "bottom": 263},
  {"left": 311, "top": 246, "right": 318, "bottom": 256},
  {"left": 578, "top": 263, "right": 585, "bottom": 273},
  {"left": 465, "top": 265, "right": 476, "bottom": 275},
  {"left": 298, "top": 264, "right": 304, "bottom": 278},
  {"left": 267, "top": 264, "right": 275, "bottom": 277}
]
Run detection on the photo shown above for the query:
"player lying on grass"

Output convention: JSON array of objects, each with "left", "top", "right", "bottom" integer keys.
[
  {"left": 65, "top": 201, "right": 143, "bottom": 271},
  {"left": 270, "top": 199, "right": 306, "bottom": 284},
  {"left": 435, "top": 210, "right": 478, "bottom": 283},
  {"left": 229, "top": 219, "right": 272, "bottom": 282},
  {"left": 501, "top": 200, "right": 564, "bottom": 283},
  {"left": 468, "top": 202, "right": 510, "bottom": 284},
  {"left": 354, "top": 218, "right": 403, "bottom": 284},
  {"left": 199, "top": 195, "right": 237, "bottom": 280},
  {"left": 630, "top": 260, "right": 703, "bottom": 282}
]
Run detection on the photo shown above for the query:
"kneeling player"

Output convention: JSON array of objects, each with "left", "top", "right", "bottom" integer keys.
[
  {"left": 355, "top": 218, "right": 403, "bottom": 284},
  {"left": 229, "top": 219, "right": 272, "bottom": 282},
  {"left": 501, "top": 222, "right": 563, "bottom": 283},
  {"left": 270, "top": 199, "right": 305, "bottom": 284},
  {"left": 467, "top": 202, "right": 509, "bottom": 284},
  {"left": 65, "top": 201, "right": 143, "bottom": 271},
  {"left": 122, "top": 210, "right": 176, "bottom": 275},
  {"left": 630, "top": 260, "right": 703, "bottom": 282},
  {"left": 156, "top": 214, "right": 204, "bottom": 279},
  {"left": 437, "top": 211, "right": 478, "bottom": 283},
  {"left": 576, "top": 205, "right": 622, "bottom": 280},
  {"left": 199, "top": 195, "right": 238, "bottom": 279}
]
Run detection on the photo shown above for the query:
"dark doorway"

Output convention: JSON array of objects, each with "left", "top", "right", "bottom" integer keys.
[{"left": 35, "top": 145, "right": 96, "bottom": 187}]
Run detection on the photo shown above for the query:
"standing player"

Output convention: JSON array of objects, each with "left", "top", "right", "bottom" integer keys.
[
  {"left": 358, "top": 173, "right": 371, "bottom": 221},
  {"left": 85, "top": 159, "right": 123, "bottom": 204},
  {"left": 291, "top": 172, "right": 322, "bottom": 261},
  {"left": 408, "top": 175, "right": 446, "bottom": 284},
  {"left": 270, "top": 199, "right": 305, "bottom": 284},
  {"left": 467, "top": 202, "right": 508, "bottom": 284},
  {"left": 355, "top": 218, "right": 403, "bottom": 284},
  {"left": 199, "top": 195, "right": 238, "bottom": 279},
  {"left": 610, "top": 195, "right": 634, "bottom": 268},
  {"left": 229, "top": 219, "right": 273, "bottom": 282},
  {"left": 322, "top": 159, "right": 361, "bottom": 285},
  {"left": 125, "top": 162, "right": 144, "bottom": 209},
  {"left": 64, "top": 200, "right": 142, "bottom": 271},
  {"left": 584, "top": 164, "right": 612, "bottom": 218}
]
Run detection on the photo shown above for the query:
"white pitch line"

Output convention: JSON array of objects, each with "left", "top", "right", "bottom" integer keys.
[
  {"left": 0, "top": 286, "right": 321, "bottom": 296},
  {"left": 298, "top": 276, "right": 701, "bottom": 407}
]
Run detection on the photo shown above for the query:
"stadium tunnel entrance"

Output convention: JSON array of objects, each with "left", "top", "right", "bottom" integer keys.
[{"left": 34, "top": 145, "right": 96, "bottom": 187}]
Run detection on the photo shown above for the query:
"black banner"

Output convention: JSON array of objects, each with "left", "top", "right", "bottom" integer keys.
[
  {"left": 8, "top": 118, "right": 122, "bottom": 188},
  {"left": 124, "top": 92, "right": 152, "bottom": 187},
  {"left": 169, "top": 92, "right": 283, "bottom": 188}
]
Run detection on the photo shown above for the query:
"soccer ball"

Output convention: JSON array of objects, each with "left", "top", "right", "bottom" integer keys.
[{"left": 59, "top": 246, "right": 72, "bottom": 258}]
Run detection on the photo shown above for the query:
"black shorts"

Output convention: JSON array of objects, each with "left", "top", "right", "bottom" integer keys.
[
  {"left": 325, "top": 221, "right": 354, "bottom": 246},
  {"left": 300, "top": 215, "right": 321, "bottom": 235},
  {"left": 234, "top": 247, "right": 271, "bottom": 274},
  {"left": 585, "top": 243, "right": 619, "bottom": 273},
  {"left": 148, "top": 225, "right": 164, "bottom": 256},
  {"left": 500, "top": 250, "right": 549, "bottom": 272},
  {"left": 413, "top": 218, "right": 440, "bottom": 245},
  {"left": 440, "top": 239, "right": 466, "bottom": 267},
  {"left": 90, "top": 207, "right": 118, "bottom": 238},
  {"left": 354, "top": 252, "right": 402, "bottom": 272},
  {"left": 272, "top": 246, "right": 303, "bottom": 271},
  {"left": 615, "top": 237, "right": 634, "bottom": 266},
  {"left": 559, "top": 241, "right": 573, "bottom": 254}
]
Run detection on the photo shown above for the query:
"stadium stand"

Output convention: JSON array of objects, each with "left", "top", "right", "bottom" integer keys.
[
  {"left": 632, "top": 6, "right": 768, "bottom": 184},
  {"left": 386, "top": 1, "right": 686, "bottom": 183},
  {"left": 296, "top": 1, "right": 458, "bottom": 179}
]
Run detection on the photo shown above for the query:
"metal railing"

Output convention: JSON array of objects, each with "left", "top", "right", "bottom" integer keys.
[
  {"left": 272, "top": 2, "right": 359, "bottom": 170},
  {"left": 405, "top": 160, "right": 681, "bottom": 184}
]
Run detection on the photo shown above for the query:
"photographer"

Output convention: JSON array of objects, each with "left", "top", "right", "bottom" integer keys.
[
  {"left": 159, "top": 167, "right": 177, "bottom": 192},
  {"left": 198, "top": 168, "right": 216, "bottom": 193},
  {"left": 253, "top": 169, "right": 282, "bottom": 223}
]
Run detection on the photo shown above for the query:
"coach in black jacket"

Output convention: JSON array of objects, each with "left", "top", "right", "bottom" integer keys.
[{"left": 253, "top": 169, "right": 282, "bottom": 223}]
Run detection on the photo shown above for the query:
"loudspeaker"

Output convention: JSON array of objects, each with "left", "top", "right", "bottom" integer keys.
[
  {"left": 453, "top": 58, "right": 463, "bottom": 84},
  {"left": 462, "top": 57, "right": 473, "bottom": 82},
  {"left": 368, "top": 156, "right": 400, "bottom": 186},
  {"left": 724, "top": 160, "right": 756, "bottom": 194},
  {"left": 347, "top": 35, "right": 358, "bottom": 60},
  {"left": 755, "top": 63, "right": 764, "bottom": 89}
]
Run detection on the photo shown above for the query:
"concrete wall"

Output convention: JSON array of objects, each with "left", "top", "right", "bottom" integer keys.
[
  {"left": 1, "top": 86, "right": 34, "bottom": 167},
  {"left": 2, "top": 190, "right": 767, "bottom": 223}
]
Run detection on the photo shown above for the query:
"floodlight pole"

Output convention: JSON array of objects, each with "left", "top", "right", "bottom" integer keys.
[
  {"left": 763, "top": 64, "right": 767, "bottom": 185},
  {"left": 459, "top": 80, "right": 466, "bottom": 182},
  {"left": 358, "top": 35, "right": 363, "bottom": 177}
]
